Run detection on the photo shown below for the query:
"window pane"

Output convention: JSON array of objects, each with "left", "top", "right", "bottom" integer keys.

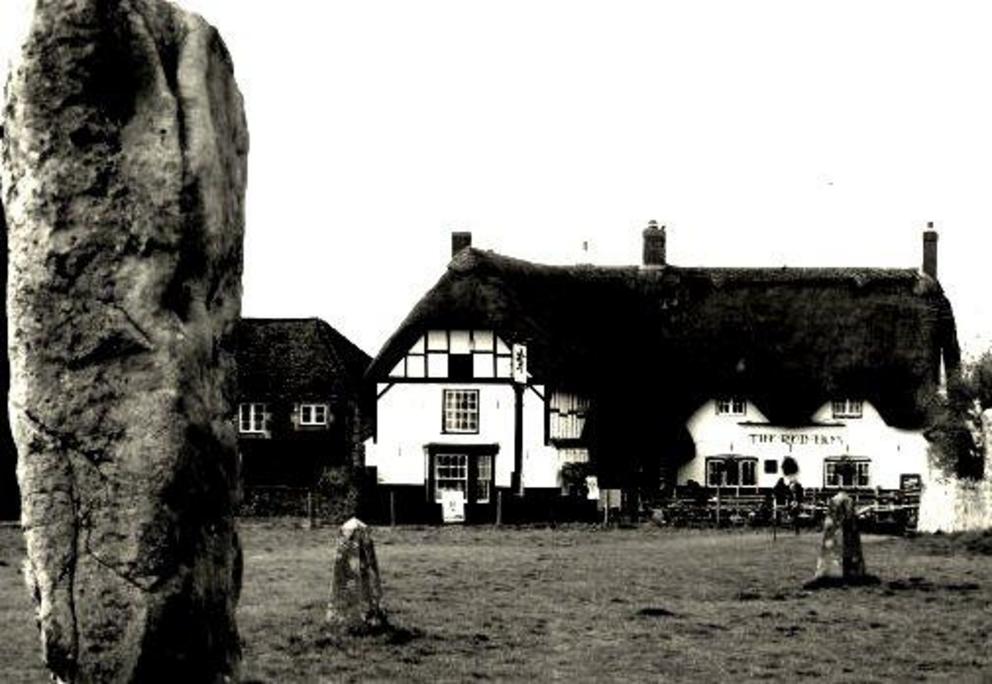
[
  {"left": 435, "top": 453, "right": 469, "bottom": 502},
  {"left": 475, "top": 455, "right": 493, "bottom": 503},
  {"left": 301, "top": 405, "right": 312, "bottom": 423},
  {"left": 742, "top": 460, "right": 756, "bottom": 485},
  {"left": 443, "top": 390, "right": 480, "bottom": 433},
  {"left": 707, "top": 460, "right": 723, "bottom": 486},
  {"left": 725, "top": 460, "right": 739, "bottom": 485}
]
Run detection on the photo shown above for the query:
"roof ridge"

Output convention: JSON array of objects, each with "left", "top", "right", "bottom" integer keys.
[{"left": 455, "top": 247, "right": 924, "bottom": 276}]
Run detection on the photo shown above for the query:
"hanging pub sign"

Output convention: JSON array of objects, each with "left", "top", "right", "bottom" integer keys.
[{"left": 512, "top": 343, "right": 528, "bottom": 384}]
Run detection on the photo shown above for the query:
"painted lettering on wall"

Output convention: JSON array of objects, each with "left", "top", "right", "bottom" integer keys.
[{"left": 748, "top": 433, "right": 844, "bottom": 447}]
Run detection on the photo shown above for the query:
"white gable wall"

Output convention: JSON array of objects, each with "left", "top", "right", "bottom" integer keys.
[
  {"left": 366, "top": 382, "right": 517, "bottom": 488},
  {"left": 366, "top": 380, "right": 578, "bottom": 492}
]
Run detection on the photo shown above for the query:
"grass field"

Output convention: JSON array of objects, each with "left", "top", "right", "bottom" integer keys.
[{"left": 1, "top": 521, "right": 990, "bottom": 682}]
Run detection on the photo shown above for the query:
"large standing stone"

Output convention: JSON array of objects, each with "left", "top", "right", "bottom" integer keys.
[
  {"left": 2, "top": 1, "right": 248, "bottom": 681},
  {"left": 326, "top": 518, "right": 387, "bottom": 632},
  {"left": 807, "top": 492, "right": 869, "bottom": 587}
]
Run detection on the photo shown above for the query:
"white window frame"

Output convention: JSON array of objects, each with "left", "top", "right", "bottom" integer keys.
[
  {"left": 831, "top": 399, "right": 863, "bottom": 419},
  {"left": 715, "top": 397, "right": 746, "bottom": 416},
  {"left": 475, "top": 454, "right": 493, "bottom": 504},
  {"left": 548, "top": 390, "right": 590, "bottom": 441},
  {"left": 706, "top": 456, "right": 758, "bottom": 487},
  {"left": 239, "top": 403, "right": 267, "bottom": 434},
  {"left": 299, "top": 402, "right": 329, "bottom": 426},
  {"left": 443, "top": 389, "right": 480, "bottom": 434},
  {"left": 824, "top": 458, "right": 871, "bottom": 488},
  {"left": 434, "top": 453, "right": 469, "bottom": 503}
]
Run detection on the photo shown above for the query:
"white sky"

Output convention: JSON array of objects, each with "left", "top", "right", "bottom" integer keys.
[{"left": 2, "top": 1, "right": 991, "bottom": 360}]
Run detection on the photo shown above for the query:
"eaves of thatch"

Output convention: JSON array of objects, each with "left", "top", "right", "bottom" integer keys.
[{"left": 368, "top": 248, "right": 960, "bottom": 431}]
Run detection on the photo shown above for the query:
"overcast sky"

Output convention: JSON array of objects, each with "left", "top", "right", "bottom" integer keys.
[{"left": 2, "top": 1, "right": 991, "bottom": 360}]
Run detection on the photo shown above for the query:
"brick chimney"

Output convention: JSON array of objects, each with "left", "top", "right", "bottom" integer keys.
[
  {"left": 642, "top": 220, "right": 666, "bottom": 266},
  {"left": 451, "top": 231, "right": 472, "bottom": 257},
  {"left": 922, "top": 221, "right": 938, "bottom": 279}
]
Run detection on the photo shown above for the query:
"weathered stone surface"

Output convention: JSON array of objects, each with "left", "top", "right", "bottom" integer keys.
[
  {"left": 1, "top": 1, "right": 248, "bottom": 681},
  {"left": 807, "top": 492, "right": 870, "bottom": 587},
  {"left": 326, "top": 518, "right": 387, "bottom": 632}
]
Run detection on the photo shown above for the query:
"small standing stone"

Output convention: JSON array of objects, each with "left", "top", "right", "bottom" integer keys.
[
  {"left": 807, "top": 492, "right": 871, "bottom": 587},
  {"left": 326, "top": 518, "right": 387, "bottom": 632}
]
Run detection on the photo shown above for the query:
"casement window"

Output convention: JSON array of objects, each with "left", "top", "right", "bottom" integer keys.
[
  {"left": 434, "top": 453, "right": 469, "bottom": 502},
  {"left": 442, "top": 389, "right": 479, "bottom": 434},
  {"left": 475, "top": 454, "right": 493, "bottom": 503},
  {"left": 548, "top": 391, "right": 590, "bottom": 441},
  {"left": 824, "top": 459, "right": 870, "bottom": 488},
  {"left": 238, "top": 403, "right": 267, "bottom": 434},
  {"left": 429, "top": 450, "right": 496, "bottom": 508},
  {"left": 706, "top": 457, "right": 758, "bottom": 487},
  {"left": 715, "top": 398, "right": 746, "bottom": 416},
  {"left": 831, "top": 399, "right": 863, "bottom": 419},
  {"left": 299, "top": 403, "right": 328, "bottom": 426}
]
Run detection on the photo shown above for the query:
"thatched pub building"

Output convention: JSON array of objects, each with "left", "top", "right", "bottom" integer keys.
[{"left": 364, "top": 225, "right": 959, "bottom": 523}]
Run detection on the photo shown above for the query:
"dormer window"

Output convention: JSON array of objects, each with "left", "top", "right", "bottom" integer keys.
[
  {"left": 299, "top": 403, "right": 329, "bottom": 426},
  {"left": 832, "top": 399, "right": 863, "bottom": 419},
  {"left": 715, "top": 398, "right": 746, "bottom": 416}
]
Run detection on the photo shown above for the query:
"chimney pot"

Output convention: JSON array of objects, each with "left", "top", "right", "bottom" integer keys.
[
  {"left": 642, "top": 220, "right": 666, "bottom": 267},
  {"left": 922, "top": 222, "right": 938, "bottom": 279},
  {"left": 451, "top": 231, "right": 472, "bottom": 257}
]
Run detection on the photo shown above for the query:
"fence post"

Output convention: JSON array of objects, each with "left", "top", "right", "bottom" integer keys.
[
  {"left": 389, "top": 490, "right": 396, "bottom": 527},
  {"left": 772, "top": 499, "right": 778, "bottom": 541},
  {"left": 495, "top": 490, "right": 503, "bottom": 527},
  {"left": 306, "top": 489, "right": 315, "bottom": 529}
]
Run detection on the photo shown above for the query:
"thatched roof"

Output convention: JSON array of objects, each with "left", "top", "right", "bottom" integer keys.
[
  {"left": 235, "top": 318, "right": 371, "bottom": 402},
  {"left": 369, "top": 248, "right": 960, "bottom": 431}
]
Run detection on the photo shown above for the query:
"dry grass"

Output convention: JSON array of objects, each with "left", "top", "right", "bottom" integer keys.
[{"left": 1, "top": 521, "right": 990, "bottom": 682}]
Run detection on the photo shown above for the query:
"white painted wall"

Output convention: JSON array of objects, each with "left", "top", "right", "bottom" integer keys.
[
  {"left": 366, "top": 382, "right": 567, "bottom": 490},
  {"left": 523, "top": 386, "right": 560, "bottom": 489},
  {"left": 677, "top": 399, "right": 929, "bottom": 490}
]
